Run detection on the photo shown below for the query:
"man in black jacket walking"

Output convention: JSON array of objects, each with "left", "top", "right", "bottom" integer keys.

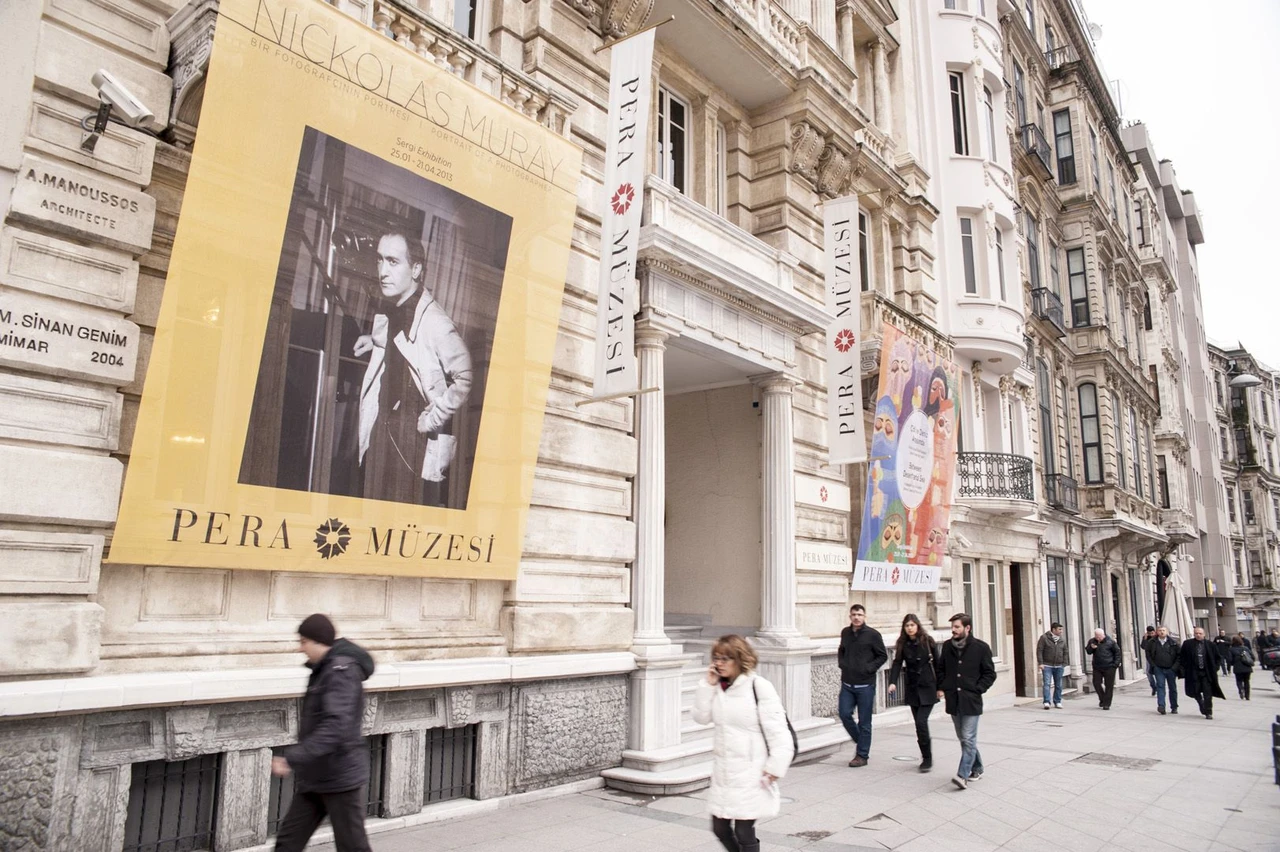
[
  {"left": 837, "top": 604, "right": 888, "bottom": 767},
  {"left": 937, "top": 613, "right": 996, "bottom": 791},
  {"left": 273, "top": 614, "right": 376, "bottom": 852},
  {"left": 1180, "top": 625, "right": 1225, "bottom": 720},
  {"left": 1147, "top": 626, "right": 1180, "bottom": 715},
  {"left": 1084, "top": 628, "right": 1120, "bottom": 710}
]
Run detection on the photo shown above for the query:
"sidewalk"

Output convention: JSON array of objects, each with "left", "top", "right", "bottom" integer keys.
[{"left": 310, "top": 674, "right": 1280, "bottom": 851}]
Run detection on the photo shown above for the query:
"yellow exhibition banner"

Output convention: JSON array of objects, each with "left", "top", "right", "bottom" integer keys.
[{"left": 109, "top": 0, "right": 582, "bottom": 579}]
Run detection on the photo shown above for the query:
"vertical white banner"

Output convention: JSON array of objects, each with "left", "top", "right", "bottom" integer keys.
[
  {"left": 824, "top": 196, "right": 866, "bottom": 464},
  {"left": 593, "top": 30, "right": 655, "bottom": 398}
]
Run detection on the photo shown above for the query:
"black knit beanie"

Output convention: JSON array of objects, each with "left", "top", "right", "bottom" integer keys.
[{"left": 298, "top": 613, "right": 336, "bottom": 646}]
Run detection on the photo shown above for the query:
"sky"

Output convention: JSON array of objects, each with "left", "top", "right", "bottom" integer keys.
[{"left": 1084, "top": 0, "right": 1280, "bottom": 366}]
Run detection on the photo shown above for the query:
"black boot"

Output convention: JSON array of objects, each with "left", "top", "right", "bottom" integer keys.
[
  {"left": 919, "top": 736, "right": 932, "bottom": 772},
  {"left": 738, "top": 843, "right": 759, "bottom": 852}
]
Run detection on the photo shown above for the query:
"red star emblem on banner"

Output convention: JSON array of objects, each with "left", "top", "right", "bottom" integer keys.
[
  {"left": 611, "top": 183, "right": 635, "bottom": 216},
  {"left": 891, "top": 566, "right": 901, "bottom": 585},
  {"left": 834, "top": 328, "right": 856, "bottom": 353}
]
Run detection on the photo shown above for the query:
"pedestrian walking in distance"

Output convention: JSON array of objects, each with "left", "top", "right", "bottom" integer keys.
[
  {"left": 272, "top": 614, "right": 375, "bottom": 852},
  {"left": 1140, "top": 626, "right": 1157, "bottom": 695},
  {"left": 937, "top": 613, "right": 996, "bottom": 791},
  {"left": 1228, "top": 636, "right": 1254, "bottom": 700},
  {"left": 692, "top": 634, "right": 794, "bottom": 852},
  {"left": 1212, "top": 627, "right": 1232, "bottom": 677},
  {"left": 837, "top": 603, "right": 887, "bottom": 767},
  {"left": 886, "top": 613, "right": 940, "bottom": 772},
  {"left": 1179, "top": 625, "right": 1225, "bottom": 719},
  {"left": 1084, "top": 628, "right": 1120, "bottom": 710},
  {"left": 1036, "top": 622, "right": 1068, "bottom": 709},
  {"left": 1147, "top": 626, "right": 1180, "bottom": 715}
]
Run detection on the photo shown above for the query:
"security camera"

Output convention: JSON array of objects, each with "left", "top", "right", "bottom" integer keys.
[{"left": 91, "top": 69, "right": 153, "bottom": 127}]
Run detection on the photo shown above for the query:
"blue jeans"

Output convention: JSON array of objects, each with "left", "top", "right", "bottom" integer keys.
[
  {"left": 1146, "top": 664, "right": 1157, "bottom": 692},
  {"left": 838, "top": 682, "right": 876, "bottom": 758},
  {"left": 1041, "top": 666, "right": 1064, "bottom": 705},
  {"left": 1153, "top": 666, "right": 1178, "bottom": 711},
  {"left": 951, "top": 714, "right": 983, "bottom": 779}
]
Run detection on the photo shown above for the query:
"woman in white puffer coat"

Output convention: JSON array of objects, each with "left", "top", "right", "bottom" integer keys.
[{"left": 692, "top": 634, "right": 795, "bottom": 852}]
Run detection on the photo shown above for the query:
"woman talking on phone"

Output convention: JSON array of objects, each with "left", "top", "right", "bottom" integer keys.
[
  {"left": 886, "top": 613, "right": 940, "bottom": 772},
  {"left": 692, "top": 634, "right": 794, "bottom": 852}
]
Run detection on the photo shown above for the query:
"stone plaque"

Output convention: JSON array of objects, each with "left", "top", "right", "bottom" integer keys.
[
  {"left": 796, "top": 540, "right": 853, "bottom": 574},
  {"left": 0, "top": 289, "right": 139, "bottom": 385},
  {"left": 795, "top": 474, "right": 851, "bottom": 510},
  {"left": 7, "top": 156, "right": 156, "bottom": 254},
  {"left": 1, "top": 226, "right": 138, "bottom": 312}
]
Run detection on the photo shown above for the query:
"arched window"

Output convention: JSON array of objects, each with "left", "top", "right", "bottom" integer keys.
[{"left": 1079, "top": 383, "right": 1102, "bottom": 484}]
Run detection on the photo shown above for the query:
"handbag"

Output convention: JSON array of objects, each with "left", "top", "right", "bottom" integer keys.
[{"left": 752, "top": 678, "right": 798, "bottom": 762}]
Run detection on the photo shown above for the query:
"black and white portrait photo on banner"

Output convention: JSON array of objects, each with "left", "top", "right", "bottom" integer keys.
[{"left": 239, "top": 127, "right": 512, "bottom": 511}]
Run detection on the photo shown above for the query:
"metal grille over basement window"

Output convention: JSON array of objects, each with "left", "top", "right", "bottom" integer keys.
[
  {"left": 424, "top": 724, "right": 477, "bottom": 804},
  {"left": 267, "top": 735, "right": 388, "bottom": 835},
  {"left": 123, "top": 754, "right": 220, "bottom": 852}
]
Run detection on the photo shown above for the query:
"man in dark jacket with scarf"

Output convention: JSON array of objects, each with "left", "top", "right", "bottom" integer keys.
[
  {"left": 273, "top": 613, "right": 376, "bottom": 852},
  {"left": 1147, "top": 625, "right": 1180, "bottom": 715},
  {"left": 1180, "top": 625, "right": 1225, "bottom": 720},
  {"left": 1084, "top": 628, "right": 1120, "bottom": 710},
  {"left": 1035, "top": 623, "right": 1068, "bottom": 709},
  {"left": 937, "top": 613, "right": 996, "bottom": 791}
]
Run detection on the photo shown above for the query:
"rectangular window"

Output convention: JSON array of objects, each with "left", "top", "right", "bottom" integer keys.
[
  {"left": 1047, "top": 556, "right": 1066, "bottom": 629},
  {"left": 1129, "top": 407, "right": 1142, "bottom": 498},
  {"left": 1135, "top": 200, "right": 1146, "bottom": 245},
  {"left": 1113, "top": 390, "right": 1126, "bottom": 490},
  {"left": 1026, "top": 213, "right": 1041, "bottom": 289},
  {"left": 1220, "top": 426, "right": 1230, "bottom": 460},
  {"left": 1090, "top": 127, "right": 1100, "bottom": 194},
  {"left": 1038, "top": 359, "right": 1056, "bottom": 477},
  {"left": 983, "top": 85, "right": 997, "bottom": 161},
  {"left": 945, "top": 0, "right": 957, "bottom": 7},
  {"left": 950, "top": 72, "right": 969, "bottom": 155},
  {"left": 1108, "top": 162, "right": 1118, "bottom": 217},
  {"left": 1067, "top": 247, "right": 1089, "bottom": 326},
  {"left": 1013, "top": 62, "right": 1027, "bottom": 127},
  {"left": 452, "top": 0, "right": 478, "bottom": 37},
  {"left": 995, "top": 229, "right": 1007, "bottom": 301},
  {"left": 1045, "top": 24, "right": 1056, "bottom": 54},
  {"left": 1059, "top": 378, "right": 1074, "bottom": 477},
  {"left": 657, "top": 87, "right": 688, "bottom": 194},
  {"left": 714, "top": 123, "right": 727, "bottom": 217},
  {"left": 961, "top": 217, "right": 977, "bottom": 294},
  {"left": 859, "top": 210, "right": 871, "bottom": 292},
  {"left": 987, "top": 563, "right": 1002, "bottom": 655},
  {"left": 125, "top": 755, "right": 221, "bottom": 852},
  {"left": 1245, "top": 489, "right": 1256, "bottom": 525},
  {"left": 1146, "top": 421, "right": 1156, "bottom": 502},
  {"left": 1049, "top": 240, "right": 1061, "bottom": 296},
  {"left": 1273, "top": 495, "right": 1280, "bottom": 526},
  {"left": 962, "top": 561, "right": 976, "bottom": 622},
  {"left": 1052, "top": 109, "right": 1076, "bottom": 184},
  {"left": 1024, "top": 0, "right": 1035, "bottom": 34},
  {"left": 424, "top": 725, "right": 478, "bottom": 804},
  {"left": 1089, "top": 563, "right": 1104, "bottom": 639},
  {"left": 1080, "top": 383, "right": 1102, "bottom": 483},
  {"left": 1157, "top": 455, "right": 1170, "bottom": 509}
]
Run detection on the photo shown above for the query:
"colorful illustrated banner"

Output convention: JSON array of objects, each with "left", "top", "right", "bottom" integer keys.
[
  {"left": 852, "top": 324, "right": 959, "bottom": 592},
  {"left": 108, "top": 0, "right": 582, "bottom": 579}
]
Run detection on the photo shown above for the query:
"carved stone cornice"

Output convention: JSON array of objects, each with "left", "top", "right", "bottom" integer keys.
[{"left": 602, "top": 0, "right": 653, "bottom": 37}]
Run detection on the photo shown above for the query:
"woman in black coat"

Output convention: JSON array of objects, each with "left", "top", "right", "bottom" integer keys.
[{"left": 887, "top": 613, "right": 940, "bottom": 773}]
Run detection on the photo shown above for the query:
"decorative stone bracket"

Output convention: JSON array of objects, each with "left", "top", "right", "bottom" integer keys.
[{"left": 788, "top": 120, "right": 860, "bottom": 198}]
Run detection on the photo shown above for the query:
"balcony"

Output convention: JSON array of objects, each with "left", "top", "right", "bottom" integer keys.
[
  {"left": 952, "top": 299, "right": 1026, "bottom": 376},
  {"left": 956, "top": 453, "right": 1036, "bottom": 516},
  {"left": 1044, "top": 473, "right": 1080, "bottom": 514},
  {"left": 1019, "top": 124, "right": 1054, "bottom": 180},
  {"left": 1030, "top": 288, "right": 1066, "bottom": 338},
  {"left": 1045, "top": 45, "right": 1080, "bottom": 73}
]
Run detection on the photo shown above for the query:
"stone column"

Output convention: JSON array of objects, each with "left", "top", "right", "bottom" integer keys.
[
  {"left": 382, "top": 730, "right": 426, "bottom": 817},
  {"left": 214, "top": 747, "right": 272, "bottom": 851},
  {"left": 836, "top": 2, "right": 857, "bottom": 102},
  {"left": 1064, "top": 558, "right": 1084, "bottom": 680},
  {"left": 870, "top": 39, "right": 892, "bottom": 137},
  {"left": 633, "top": 323, "right": 670, "bottom": 650},
  {"left": 757, "top": 374, "right": 800, "bottom": 640}
]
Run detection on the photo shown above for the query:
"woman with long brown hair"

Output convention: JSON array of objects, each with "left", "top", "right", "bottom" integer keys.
[
  {"left": 886, "top": 613, "right": 940, "bottom": 772},
  {"left": 692, "top": 634, "right": 794, "bottom": 852}
]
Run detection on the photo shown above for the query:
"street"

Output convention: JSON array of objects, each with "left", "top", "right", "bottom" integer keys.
[{"left": 301, "top": 675, "right": 1280, "bottom": 852}]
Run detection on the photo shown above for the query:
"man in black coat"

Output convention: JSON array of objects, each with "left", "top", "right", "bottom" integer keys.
[
  {"left": 1084, "top": 628, "right": 1120, "bottom": 710},
  {"left": 1180, "top": 625, "right": 1225, "bottom": 720},
  {"left": 273, "top": 613, "right": 376, "bottom": 852},
  {"left": 837, "top": 604, "right": 888, "bottom": 767},
  {"left": 936, "top": 613, "right": 996, "bottom": 791},
  {"left": 1212, "top": 627, "right": 1232, "bottom": 676},
  {"left": 1147, "top": 626, "right": 1180, "bottom": 715}
]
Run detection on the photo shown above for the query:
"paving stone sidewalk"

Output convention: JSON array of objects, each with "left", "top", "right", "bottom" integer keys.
[{"left": 308, "top": 674, "right": 1280, "bottom": 851}]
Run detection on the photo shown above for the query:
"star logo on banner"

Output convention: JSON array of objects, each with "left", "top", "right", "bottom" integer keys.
[
  {"left": 891, "top": 566, "right": 901, "bottom": 585},
  {"left": 819, "top": 486, "right": 829, "bottom": 503},
  {"left": 611, "top": 183, "right": 635, "bottom": 216},
  {"left": 314, "top": 518, "right": 351, "bottom": 560},
  {"left": 834, "top": 328, "right": 856, "bottom": 353}
]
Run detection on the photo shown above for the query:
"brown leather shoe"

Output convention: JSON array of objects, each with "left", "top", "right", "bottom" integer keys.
[{"left": 848, "top": 756, "right": 868, "bottom": 767}]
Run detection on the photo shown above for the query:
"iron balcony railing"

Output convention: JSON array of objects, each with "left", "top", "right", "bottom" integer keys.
[
  {"left": 1044, "top": 472, "right": 1080, "bottom": 514},
  {"left": 956, "top": 452, "right": 1035, "bottom": 501},
  {"left": 1020, "top": 123, "right": 1053, "bottom": 177},
  {"left": 1031, "top": 287, "right": 1067, "bottom": 337}
]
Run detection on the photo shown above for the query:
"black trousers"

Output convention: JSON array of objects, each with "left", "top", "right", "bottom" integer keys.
[
  {"left": 1092, "top": 666, "right": 1116, "bottom": 708},
  {"left": 910, "top": 703, "right": 934, "bottom": 759},
  {"left": 712, "top": 817, "right": 757, "bottom": 851},
  {"left": 1191, "top": 677, "right": 1215, "bottom": 717},
  {"left": 274, "top": 787, "right": 371, "bottom": 852},
  {"left": 1236, "top": 671, "right": 1252, "bottom": 699}
]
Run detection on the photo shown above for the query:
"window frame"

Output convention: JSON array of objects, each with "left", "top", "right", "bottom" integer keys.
[
  {"left": 1025, "top": 212, "right": 1041, "bottom": 289},
  {"left": 858, "top": 209, "right": 871, "bottom": 292},
  {"left": 983, "top": 85, "right": 997, "bottom": 162},
  {"left": 1013, "top": 62, "right": 1028, "bottom": 128},
  {"left": 1067, "top": 247, "right": 1089, "bottom": 326},
  {"left": 1113, "top": 390, "right": 1126, "bottom": 490},
  {"left": 950, "top": 71, "right": 970, "bottom": 156},
  {"left": 995, "top": 228, "right": 1007, "bottom": 301},
  {"left": 1052, "top": 109, "right": 1076, "bottom": 184},
  {"left": 1038, "top": 358, "right": 1056, "bottom": 477},
  {"left": 713, "top": 122, "right": 727, "bottom": 217},
  {"left": 1079, "top": 383, "right": 1102, "bottom": 484},
  {"left": 657, "top": 86, "right": 690, "bottom": 194},
  {"left": 961, "top": 216, "right": 978, "bottom": 295},
  {"left": 1090, "top": 127, "right": 1101, "bottom": 194}
]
